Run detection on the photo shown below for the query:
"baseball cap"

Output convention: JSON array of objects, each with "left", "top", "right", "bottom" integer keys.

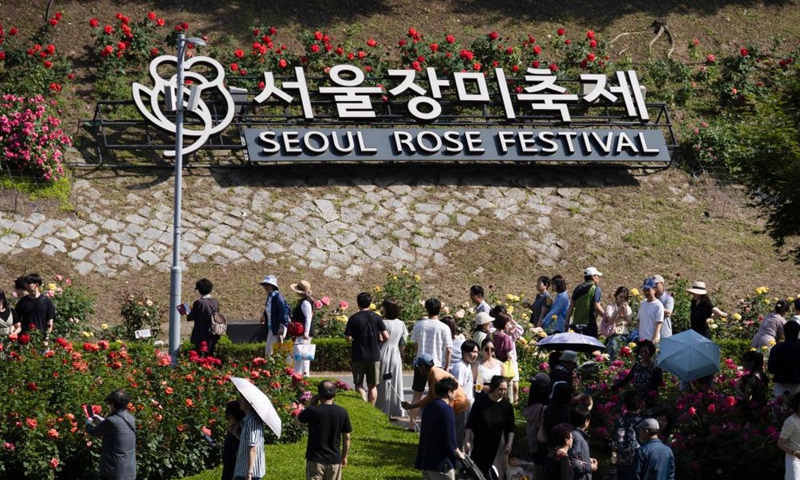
[
  {"left": 584, "top": 267, "right": 603, "bottom": 277},
  {"left": 636, "top": 418, "right": 660, "bottom": 430},
  {"left": 413, "top": 353, "right": 435, "bottom": 368},
  {"left": 642, "top": 278, "right": 657, "bottom": 290},
  {"left": 652, "top": 275, "right": 665, "bottom": 284}
]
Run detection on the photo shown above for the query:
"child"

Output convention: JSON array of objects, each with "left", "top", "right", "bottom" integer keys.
[
  {"left": 738, "top": 350, "right": 768, "bottom": 408},
  {"left": 506, "top": 449, "right": 534, "bottom": 480},
  {"left": 221, "top": 400, "right": 245, "bottom": 480}
]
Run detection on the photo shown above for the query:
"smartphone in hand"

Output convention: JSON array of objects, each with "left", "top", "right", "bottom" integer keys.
[{"left": 82, "top": 404, "right": 91, "bottom": 420}]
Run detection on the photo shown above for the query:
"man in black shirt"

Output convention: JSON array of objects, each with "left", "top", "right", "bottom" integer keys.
[
  {"left": 13, "top": 273, "right": 55, "bottom": 341},
  {"left": 344, "top": 292, "right": 388, "bottom": 406},
  {"left": 295, "top": 381, "right": 352, "bottom": 480},
  {"left": 768, "top": 320, "right": 800, "bottom": 400}
]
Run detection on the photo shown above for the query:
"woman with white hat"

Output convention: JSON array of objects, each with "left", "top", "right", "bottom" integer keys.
[
  {"left": 290, "top": 280, "right": 315, "bottom": 376},
  {"left": 687, "top": 281, "right": 727, "bottom": 339}
]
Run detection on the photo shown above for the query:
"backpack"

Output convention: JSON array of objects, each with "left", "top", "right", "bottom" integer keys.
[{"left": 209, "top": 308, "right": 227, "bottom": 336}]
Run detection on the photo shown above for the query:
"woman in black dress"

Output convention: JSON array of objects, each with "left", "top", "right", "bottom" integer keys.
[
  {"left": 186, "top": 278, "right": 221, "bottom": 357},
  {"left": 465, "top": 375, "right": 516, "bottom": 479}
]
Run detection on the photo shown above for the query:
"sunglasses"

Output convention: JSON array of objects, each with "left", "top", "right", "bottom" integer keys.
[{"left": 484, "top": 347, "right": 495, "bottom": 352}]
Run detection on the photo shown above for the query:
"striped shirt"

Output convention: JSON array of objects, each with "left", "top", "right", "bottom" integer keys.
[{"left": 233, "top": 412, "right": 266, "bottom": 479}]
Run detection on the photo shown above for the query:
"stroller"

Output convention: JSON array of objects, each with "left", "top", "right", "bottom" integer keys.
[{"left": 456, "top": 456, "right": 492, "bottom": 480}]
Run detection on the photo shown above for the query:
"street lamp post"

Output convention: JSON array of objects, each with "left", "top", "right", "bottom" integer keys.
[{"left": 168, "top": 33, "right": 206, "bottom": 365}]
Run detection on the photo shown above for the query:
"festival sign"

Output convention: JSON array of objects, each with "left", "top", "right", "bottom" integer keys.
[{"left": 130, "top": 55, "right": 675, "bottom": 164}]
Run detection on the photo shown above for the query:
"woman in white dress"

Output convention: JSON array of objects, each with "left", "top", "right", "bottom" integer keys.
[
  {"left": 477, "top": 338, "right": 504, "bottom": 391},
  {"left": 376, "top": 299, "right": 409, "bottom": 419}
]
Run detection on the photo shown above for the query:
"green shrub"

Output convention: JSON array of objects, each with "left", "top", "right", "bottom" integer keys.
[
  {"left": 0, "top": 336, "right": 310, "bottom": 479},
  {"left": 119, "top": 292, "right": 162, "bottom": 341},
  {"left": 379, "top": 268, "right": 425, "bottom": 328},
  {"left": 44, "top": 275, "right": 95, "bottom": 339}
]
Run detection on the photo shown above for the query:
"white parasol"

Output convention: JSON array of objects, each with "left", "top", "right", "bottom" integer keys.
[{"left": 230, "top": 377, "right": 282, "bottom": 438}]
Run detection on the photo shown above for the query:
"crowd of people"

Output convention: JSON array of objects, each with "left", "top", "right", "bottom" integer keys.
[{"left": 8, "top": 267, "right": 800, "bottom": 480}]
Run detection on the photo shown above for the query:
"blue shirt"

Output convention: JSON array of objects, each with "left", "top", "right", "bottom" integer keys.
[
  {"left": 543, "top": 291, "right": 569, "bottom": 333},
  {"left": 633, "top": 438, "right": 675, "bottom": 480},
  {"left": 415, "top": 398, "right": 458, "bottom": 472}
]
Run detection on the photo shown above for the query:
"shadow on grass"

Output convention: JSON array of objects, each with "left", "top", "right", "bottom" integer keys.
[{"left": 181, "top": 390, "right": 419, "bottom": 480}]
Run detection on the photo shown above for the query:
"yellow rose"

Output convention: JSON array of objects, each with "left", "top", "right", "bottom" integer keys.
[
  {"left": 47, "top": 283, "right": 57, "bottom": 291},
  {"left": 630, "top": 288, "right": 640, "bottom": 296},
  {"left": 551, "top": 315, "right": 557, "bottom": 320},
  {"left": 373, "top": 286, "right": 382, "bottom": 293},
  {"left": 369, "top": 303, "right": 377, "bottom": 311},
  {"left": 414, "top": 274, "right": 421, "bottom": 282},
  {"left": 507, "top": 305, "right": 515, "bottom": 314},
  {"left": 763, "top": 298, "right": 770, "bottom": 304},
  {"left": 519, "top": 338, "right": 528, "bottom": 346},
  {"left": 82, "top": 331, "right": 91, "bottom": 338},
  {"left": 101, "top": 324, "right": 109, "bottom": 330},
  {"left": 733, "top": 313, "right": 742, "bottom": 321}
]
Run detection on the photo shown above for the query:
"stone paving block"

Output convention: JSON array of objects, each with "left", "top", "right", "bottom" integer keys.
[
  {"left": 80, "top": 237, "right": 102, "bottom": 250},
  {"left": 45, "top": 237, "right": 67, "bottom": 252},
  {"left": 188, "top": 254, "right": 207, "bottom": 264},
  {"left": 138, "top": 251, "right": 160, "bottom": 265},
  {"left": 459, "top": 230, "right": 479, "bottom": 242},
  {"left": 101, "top": 219, "right": 125, "bottom": 232},
  {"left": 323, "top": 266, "right": 342, "bottom": 279},
  {"left": 244, "top": 248, "right": 265, "bottom": 263},
  {"left": 199, "top": 243, "right": 221, "bottom": 256},
  {"left": 112, "top": 232, "right": 135, "bottom": 246},
  {"left": 58, "top": 226, "right": 81, "bottom": 240},
  {"left": 135, "top": 236, "right": 155, "bottom": 250},
  {"left": 11, "top": 221, "right": 34, "bottom": 236},
  {"left": 19, "top": 237, "right": 43, "bottom": 249},
  {"left": 125, "top": 214, "right": 148, "bottom": 225},
  {"left": 121, "top": 245, "right": 138, "bottom": 258},
  {"left": 75, "top": 262, "right": 94, "bottom": 275},
  {"left": 141, "top": 227, "right": 162, "bottom": 240},
  {"left": 1, "top": 233, "right": 20, "bottom": 247},
  {"left": 0, "top": 242, "right": 13, "bottom": 255}
]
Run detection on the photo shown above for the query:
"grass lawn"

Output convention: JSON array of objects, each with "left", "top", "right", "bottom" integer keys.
[{"left": 182, "top": 391, "right": 419, "bottom": 480}]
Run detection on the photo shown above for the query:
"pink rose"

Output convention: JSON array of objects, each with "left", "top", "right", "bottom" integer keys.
[
  {"left": 321, "top": 296, "right": 331, "bottom": 306},
  {"left": 339, "top": 300, "right": 349, "bottom": 310}
]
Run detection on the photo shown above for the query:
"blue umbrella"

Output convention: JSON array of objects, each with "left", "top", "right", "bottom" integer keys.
[
  {"left": 535, "top": 332, "right": 606, "bottom": 352},
  {"left": 657, "top": 329, "right": 720, "bottom": 381}
]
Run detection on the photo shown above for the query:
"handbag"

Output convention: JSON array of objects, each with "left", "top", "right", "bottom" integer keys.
[
  {"left": 502, "top": 358, "right": 519, "bottom": 378},
  {"left": 292, "top": 343, "right": 316, "bottom": 362},
  {"left": 209, "top": 305, "right": 227, "bottom": 336}
]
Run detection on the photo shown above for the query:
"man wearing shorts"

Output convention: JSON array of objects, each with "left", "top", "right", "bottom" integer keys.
[{"left": 344, "top": 292, "right": 388, "bottom": 406}]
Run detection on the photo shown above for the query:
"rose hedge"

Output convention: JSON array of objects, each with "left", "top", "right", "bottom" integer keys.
[{"left": 0, "top": 335, "right": 312, "bottom": 480}]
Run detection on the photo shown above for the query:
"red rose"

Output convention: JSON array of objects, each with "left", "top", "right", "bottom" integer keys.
[
  {"left": 89, "top": 19, "right": 99, "bottom": 28},
  {"left": 446, "top": 34, "right": 455, "bottom": 44},
  {"left": 150, "top": 48, "right": 159, "bottom": 56},
  {"left": 488, "top": 31, "right": 499, "bottom": 41},
  {"left": 165, "top": 387, "right": 174, "bottom": 395},
  {"left": 531, "top": 60, "right": 540, "bottom": 68},
  {"left": 511, "top": 64, "right": 519, "bottom": 72},
  {"left": 429, "top": 43, "right": 438, "bottom": 52},
  {"left": 473, "top": 62, "right": 481, "bottom": 71},
  {"left": 148, "top": 12, "right": 157, "bottom": 21},
  {"left": 157, "top": 18, "right": 165, "bottom": 27},
  {"left": 706, "top": 53, "right": 716, "bottom": 63},
  {"left": 310, "top": 44, "right": 320, "bottom": 53},
  {"left": 269, "top": 26, "right": 277, "bottom": 35},
  {"left": 367, "top": 39, "right": 377, "bottom": 47},
  {"left": 580, "top": 59, "right": 588, "bottom": 69},
  {"left": 278, "top": 58, "right": 287, "bottom": 68},
  {"left": 408, "top": 28, "right": 417, "bottom": 37},
  {"left": 398, "top": 39, "right": 407, "bottom": 47},
  {"left": 47, "top": 44, "right": 56, "bottom": 54},
  {"left": 587, "top": 53, "right": 596, "bottom": 62},
  {"left": 314, "top": 31, "right": 323, "bottom": 41},
  {"left": 234, "top": 48, "right": 244, "bottom": 58},
  {"left": 49, "top": 18, "right": 58, "bottom": 27},
  {"left": 357, "top": 50, "right": 366, "bottom": 59},
  {"left": 181, "top": 22, "right": 189, "bottom": 31},
  {"left": 533, "top": 45, "right": 542, "bottom": 56},
  {"left": 55, "top": 12, "right": 63, "bottom": 20},
  {"left": 335, "top": 46, "right": 344, "bottom": 56},
  {"left": 586, "top": 30, "right": 595, "bottom": 39},
  {"left": 565, "top": 39, "right": 571, "bottom": 45},
  {"left": 18, "top": 334, "right": 30, "bottom": 345},
  {"left": 506, "top": 47, "right": 513, "bottom": 54},
  {"left": 557, "top": 28, "right": 565, "bottom": 36},
  {"left": 589, "top": 39, "right": 597, "bottom": 48},
  {"left": 104, "top": 25, "right": 113, "bottom": 34},
  {"left": 549, "top": 62, "right": 558, "bottom": 72},
  {"left": 49, "top": 458, "right": 59, "bottom": 469},
  {"left": 411, "top": 61, "right": 421, "bottom": 72},
  {"left": 26, "top": 418, "right": 37, "bottom": 429},
  {"left": 347, "top": 52, "right": 354, "bottom": 60},
  {"left": 740, "top": 48, "right": 748, "bottom": 57}
]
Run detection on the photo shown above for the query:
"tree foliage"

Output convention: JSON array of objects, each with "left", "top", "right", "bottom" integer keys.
[{"left": 731, "top": 67, "right": 800, "bottom": 262}]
